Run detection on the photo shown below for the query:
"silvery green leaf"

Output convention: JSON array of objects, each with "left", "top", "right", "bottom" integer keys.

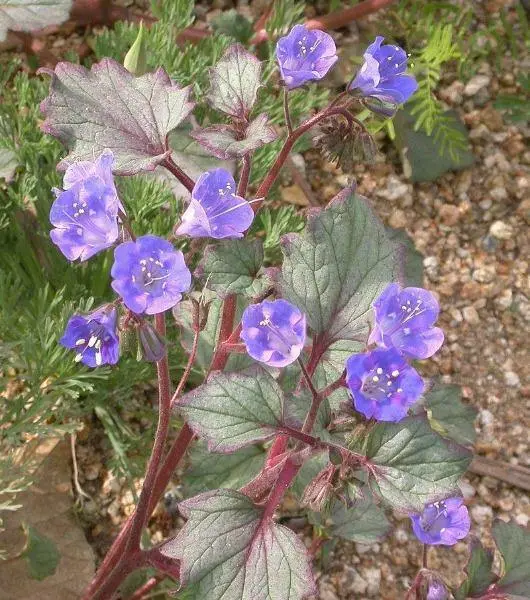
[
  {"left": 207, "top": 44, "right": 261, "bottom": 118},
  {"left": 161, "top": 489, "right": 316, "bottom": 600},
  {"left": 309, "top": 491, "right": 391, "bottom": 544},
  {"left": 191, "top": 114, "right": 277, "bottom": 160},
  {"left": 0, "top": 0, "right": 71, "bottom": 42},
  {"left": 183, "top": 442, "right": 265, "bottom": 496},
  {"left": 281, "top": 188, "right": 400, "bottom": 347},
  {"left": 40, "top": 58, "right": 194, "bottom": 174},
  {"left": 197, "top": 239, "right": 264, "bottom": 298},
  {"left": 424, "top": 383, "right": 477, "bottom": 447},
  {"left": 177, "top": 366, "right": 287, "bottom": 452},
  {"left": 365, "top": 415, "right": 472, "bottom": 511}
]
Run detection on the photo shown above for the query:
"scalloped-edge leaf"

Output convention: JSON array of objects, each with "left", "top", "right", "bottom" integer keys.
[
  {"left": 493, "top": 519, "right": 530, "bottom": 597},
  {"left": 0, "top": 0, "right": 71, "bottom": 42},
  {"left": 365, "top": 415, "right": 473, "bottom": 511},
  {"left": 424, "top": 383, "right": 477, "bottom": 447},
  {"left": 177, "top": 366, "right": 286, "bottom": 452},
  {"left": 191, "top": 114, "right": 277, "bottom": 160},
  {"left": 309, "top": 491, "right": 391, "bottom": 544},
  {"left": 454, "top": 537, "right": 496, "bottom": 600},
  {"left": 207, "top": 44, "right": 261, "bottom": 118},
  {"left": 39, "top": 58, "right": 194, "bottom": 175},
  {"left": 160, "top": 489, "right": 317, "bottom": 600},
  {"left": 183, "top": 442, "right": 265, "bottom": 496},
  {"left": 280, "top": 188, "right": 400, "bottom": 347},
  {"left": 197, "top": 238, "right": 264, "bottom": 298}
]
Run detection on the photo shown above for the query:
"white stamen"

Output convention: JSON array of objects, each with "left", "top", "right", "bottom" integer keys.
[
  {"left": 95, "top": 351, "right": 102, "bottom": 366},
  {"left": 76, "top": 338, "right": 86, "bottom": 346},
  {"left": 372, "top": 376, "right": 379, "bottom": 382},
  {"left": 376, "top": 368, "right": 383, "bottom": 374},
  {"left": 88, "top": 336, "right": 98, "bottom": 347},
  {"left": 392, "top": 370, "right": 399, "bottom": 377},
  {"left": 74, "top": 353, "right": 83, "bottom": 362}
]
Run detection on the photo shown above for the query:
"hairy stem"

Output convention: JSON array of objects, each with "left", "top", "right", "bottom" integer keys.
[
  {"left": 127, "top": 314, "right": 172, "bottom": 552},
  {"left": 129, "top": 575, "right": 164, "bottom": 600},
  {"left": 237, "top": 155, "right": 252, "bottom": 198},
  {"left": 209, "top": 294, "right": 237, "bottom": 373},
  {"left": 254, "top": 105, "right": 355, "bottom": 209},
  {"left": 283, "top": 88, "right": 293, "bottom": 135},
  {"left": 162, "top": 156, "right": 195, "bottom": 193},
  {"left": 92, "top": 552, "right": 146, "bottom": 600},
  {"left": 170, "top": 325, "right": 200, "bottom": 407}
]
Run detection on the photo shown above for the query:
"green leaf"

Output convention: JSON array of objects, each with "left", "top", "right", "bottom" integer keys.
[
  {"left": 160, "top": 489, "right": 316, "bottom": 600},
  {"left": 197, "top": 239, "right": 264, "bottom": 298},
  {"left": 424, "top": 383, "right": 477, "bottom": 447},
  {"left": 207, "top": 44, "right": 261, "bottom": 119},
  {"left": 365, "top": 415, "right": 472, "bottom": 511},
  {"left": 191, "top": 114, "right": 277, "bottom": 160},
  {"left": 310, "top": 492, "right": 391, "bottom": 544},
  {"left": 454, "top": 538, "right": 496, "bottom": 600},
  {"left": 393, "top": 108, "right": 474, "bottom": 182},
  {"left": 40, "top": 58, "right": 194, "bottom": 174},
  {"left": 281, "top": 189, "right": 399, "bottom": 346},
  {"left": 386, "top": 228, "right": 424, "bottom": 287},
  {"left": 493, "top": 519, "right": 530, "bottom": 597},
  {"left": 21, "top": 523, "right": 60, "bottom": 581},
  {"left": 0, "top": 148, "right": 18, "bottom": 182},
  {"left": 183, "top": 442, "right": 265, "bottom": 496},
  {"left": 211, "top": 9, "right": 254, "bottom": 44},
  {"left": 177, "top": 366, "right": 286, "bottom": 452},
  {"left": 0, "top": 0, "right": 71, "bottom": 42}
]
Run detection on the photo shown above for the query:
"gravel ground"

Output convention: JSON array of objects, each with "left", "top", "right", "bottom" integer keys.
[{"left": 26, "top": 1, "right": 528, "bottom": 598}]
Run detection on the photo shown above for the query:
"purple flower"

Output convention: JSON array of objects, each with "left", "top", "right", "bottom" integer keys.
[
  {"left": 60, "top": 306, "right": 119, "bottom": 367},
  {"left": 276, "top": 24, "right": 338, "bottom": 90},
  {"left": 411, "top": 497, "right": 470, "bottom": 546},
  {"left": 427, "top": 580, "right": 449, "bottom": 600},
  {"left": 111, "top": 235, "right": 191, "bottom": 315},
  {"left": 175, "top": 169, "right": 254, "bottom": 239},
  {"left": 50, "top": 150, "right": 121, "bottom": 261},
  {"left": 240, "top": 299, "right": 306, "bottom": 367},
  {"left": 345, "top": 348, "right": 424, "bottom": 422},
  {"left": 349, "top": 36, "right": 418, "bottom": 107},
  {"left": 368, "top": 283, "right": 444, "bottom": 360}
]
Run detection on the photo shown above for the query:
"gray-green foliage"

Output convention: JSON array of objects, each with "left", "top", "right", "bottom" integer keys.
[
  {"left": 0, "top": 68, "right": 183, "bottom": 485},
  {"left": 92, "top": 0, "right": 328, "bottom": 186}
]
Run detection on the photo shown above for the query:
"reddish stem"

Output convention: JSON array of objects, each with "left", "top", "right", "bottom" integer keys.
[
  {"left": 129, "top": 575, "right": 164, "bottom": 600},
  {"left": 237, "top": 155, "right": 252, "bottom": 197},
  {"left": 209, "top": 294, "right": 237, "bottom": 373},
  {"left": 266, "top": 436, "right": 289, "bottom": 468},
  {"left": 170, "top": 324, "right": 200, "bottom": 407},
  {"left": 162, "top": 156, "right": 195, "bottom": 193},
  {"left": 126, "top": 314, "right": 172, "bottom": 551},
  {"left": 253, "top": 106, "right": 355, "bottom": 209},
  {"left": 92, "top": 552, "right": 146, "bottom": 600},
  {"left": 261, "top": 457, "right": 300, "bottom": 522}
]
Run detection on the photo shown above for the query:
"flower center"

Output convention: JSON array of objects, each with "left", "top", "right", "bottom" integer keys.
[
  {"left": 420, "top": 501, "right": 450, "bottom": 534},
  {"left": 135, "top": 257, "right": 170, "bottom": 290},
  {"left": 361, "top": 366, "right": 403, "bottom": 401},
  {"left": 74, "top": 322, "right": 111, "bottom": 366},
  {"left": 259, "top": 317, "right": 296, "bottom": 356}
]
